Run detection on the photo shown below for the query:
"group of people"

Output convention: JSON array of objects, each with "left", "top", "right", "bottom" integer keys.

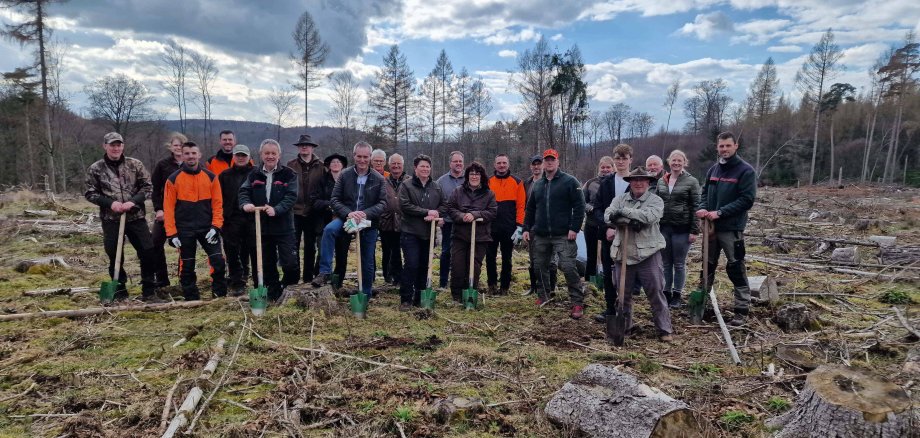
[{"left": 84, "top": 128, "right": 755, "bottom": 343}]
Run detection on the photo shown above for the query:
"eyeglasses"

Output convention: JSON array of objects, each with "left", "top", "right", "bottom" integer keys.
[{"left": 468, "top": 172, "right": 481, "bottom": 176}]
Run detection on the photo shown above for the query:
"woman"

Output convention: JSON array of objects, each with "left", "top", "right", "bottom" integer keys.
[
  {"left": 582, "top": 156, "right": 614, "bottom": 282},
  {"left": 446, "top": 162, "right": 498, "bottom": 303},
  {"left": 150, "top": 132, "right": 187, "bottom": 287},
  {"left": 397, "top": 154, "right": 446, "bottom": 310},
  {"left": 656, "top": 150, "right": 701, "bottom": 308},
  {"left": 311, "top": 153, "right": 350, "bottom": 285}
]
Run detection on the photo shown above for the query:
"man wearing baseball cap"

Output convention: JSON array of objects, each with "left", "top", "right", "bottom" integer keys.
[
  {"left": 84, "top": 132, "right": 159, "bottom": 301},
  {"left": 287, "top": 134, "right": 326, "bottom": 284},
  {"left": 523, "top": 149, "right": 586, "bottom": 318},
  {"left": 219, "top": 144, "right": 257, "bottom": 294}
]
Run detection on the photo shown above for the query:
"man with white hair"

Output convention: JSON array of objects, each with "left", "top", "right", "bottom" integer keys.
[
  {"left": 371, "top": 148, "right": 390, "bottom": 178},
  {"left": 240, "top": 139, "right": 299, "bottom": 301},
  {"left": 646, "top": 155, "right": 664, "bottom": 195},
  {"left": 312, "top": 142, "right": 388, "bottom": 298},
  {"left": 379, "top": 153, "right": 410, "bottom": 285}
]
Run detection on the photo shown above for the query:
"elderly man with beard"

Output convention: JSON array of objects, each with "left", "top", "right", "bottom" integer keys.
[{"left": 604, "top": 167, "right": 673, "bottom": 343}]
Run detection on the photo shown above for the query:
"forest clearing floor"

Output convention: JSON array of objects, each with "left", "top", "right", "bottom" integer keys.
[{"left": 0, "top": 185, "right": 918, "bottom": 437}]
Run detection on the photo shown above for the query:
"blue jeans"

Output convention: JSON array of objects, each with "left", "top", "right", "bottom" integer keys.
[
  {"left": 660, "top": 224, "right": 691, "bottom": 297},
  {"left": 318, "top": 218, "right": 378, "bottom": 295}
]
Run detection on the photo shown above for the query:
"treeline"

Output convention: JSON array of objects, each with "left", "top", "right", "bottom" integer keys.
[{"left": 1, "top": 1, "right": 918, "bottom": 190}]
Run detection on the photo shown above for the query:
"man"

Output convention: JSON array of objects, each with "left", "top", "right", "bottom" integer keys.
[
  {"left": 436, "top": 151, "right": 465, "bottom": 289},
  {"left": 206, "top": 130, "right": 239, "bottom": 176},
  {"left": 218, "top": 144, "right": 256, "bottom": 294},
  {"left": 312, "top": 141, "right": 388, "bottom": 298},
  {"left": 522, "top": 154, "right": 555, "bottom": 296},
  {"left": 486, "top": 154, "right": 525, "bottom": 295},
  {"left": 645, "top": 155, "right": 664, "bottom": 195},
  {"left": 287, "top": 134, "right": 326, "bottom": 283},
  {"left": 240, "top": 140, "right": 299, "bottom": 301},
  {"left": 380, "top": 153, "right": 410, "bottom": 286},
  {"left": 164, "top": 141, "right": 227, "bottom": 300},
  {"left": 523, "top": 149, "right": 586, "bottom": 319},
  {"left": 696, "top": 132, "right": 756, "bottom": 326},
  {"left": 604, "top": 167, "right": 673, "bottom": 342},
  {"left": 371, "top": 149, "right": 390, "bottom": 178},
  {"left": 593, "top": 144, "right": 634, "bottom": 323},
  {"left": 84, "top": 132, "right": 158, "bottom": 302}
]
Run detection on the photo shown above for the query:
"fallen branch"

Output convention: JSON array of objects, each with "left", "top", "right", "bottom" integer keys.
[
  {"left": 162, "top": 336, "right": 228, "bottom": 438},
  {"left": 892, "top": 307, "right": 920, "bottom": 340},
  {"left": 185, "top": 321, "right": 246, "bottom": 435},
  {"left": 0, "top": 299, "right": 230, "bottom": 322},
  {"left": 158, "top": 375, "right": 183, "bottom": 434},
  {"left": 746, "top": 233, "right": 879, "bottom": 247},
  {"left": 709, "top": 286, "right": 741, "bottom": 365},
  {"left": 0, "top": 382, "right": 36, "bottom": 403},
  {"left": 22, "top": 286, "right": 92, "bottom": 297}
]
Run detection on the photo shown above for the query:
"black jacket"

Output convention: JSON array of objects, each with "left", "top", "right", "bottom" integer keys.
[
  {"left": 523, "top": 170, "right": 584, "bottom": 237},
  {"left": 446, "top": 184, "right": 498, "bottom": 243},
  {"left": 331, "top": 167, "right": 387, "bottom": 225},
  {"left": 238, "top": 165, "right": 298, "bottom": 235},
  {"left": 398, "top": 176, "right": 447, "bottom": 239},
  {"left": 218, "top": 163, "right": 254, "bottom": 224},
  {"left": 593, "top": 174, "right": 630, "bottom": 233},
  {"left": 151, "top": 155, "right": 181, "bottom": 212},
  {"left": 698, "top": 154, "right": 756, "bottom": 232}
]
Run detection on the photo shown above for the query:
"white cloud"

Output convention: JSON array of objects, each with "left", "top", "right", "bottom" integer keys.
[
  {"left": 767, "top": 45, "right": 802, "bottom": 53},
  {"left": 677, "top": 12, "right": 734, "bottom": 41},
  {"left": 482, "top": 28, "right": 542, "bottom": 45},
  {"left": 551, "top": 33, "right": 564, "bottom": 41},
  {"left": 498, "top": 49, "right": 518, "bottom": 58}
]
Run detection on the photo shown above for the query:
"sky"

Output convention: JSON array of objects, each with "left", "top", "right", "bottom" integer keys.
[{"left": 2, "top": 0, "right": 919, "bottom": 135}]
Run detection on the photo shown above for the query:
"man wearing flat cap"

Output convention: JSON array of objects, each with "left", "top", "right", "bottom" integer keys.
[
  {"left": 287, "top": 134, "right": 326, "bottom": 284},
  {"left": 219, "top": 144, "right": 257, "bottom": 294},
  {"left": 84, "top": 132, "right": 159, "bottom": 302},
  {"left": 604, "top": 166, "right": 673, "bottom": 343}
]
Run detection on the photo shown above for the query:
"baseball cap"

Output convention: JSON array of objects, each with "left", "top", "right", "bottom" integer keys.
[
  {"left": 543, "top": 149, "right": 559, "bottom": 160},
  {"left": 104, "top": 132, "right": 124, "bottom": 144},
  {"left": 530, "top": 154, "right": 543, "bottom": 164},
  {"left": 232, "top": 144, "right": 251, "bottom": 156}
]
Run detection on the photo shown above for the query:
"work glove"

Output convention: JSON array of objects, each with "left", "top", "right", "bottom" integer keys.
[
  {"left": 343, "top": 218, "right": 372, "bottom": 234},
  {"left": 629, "top": 220, "right": 643, "bottom": 232},
  {"left": 205, "top": 227, "right": 220, "bottom": 244},
  {"left": 614, "top": 216, "right": 631, "bottom": 227},
  {"left": 168, "top": 236, "right": 181, "bottom": 248},
  {"left": 511, "top": 226, "right": 524, "bottom": 245},
  {"left": 607, "top": 210, "right": 622, "bottom": 224}
]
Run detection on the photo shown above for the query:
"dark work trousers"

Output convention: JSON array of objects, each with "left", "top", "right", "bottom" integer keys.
[
  {"left": 150, "top": 219, "right": 171, "bottom": 286},
  {"left": 703, "top": 230, "right": 751, "bottom": 312},
  {"left": 178, "top": 232, "right": 227, "bottom": 300},
  {"left": 613, "top": 252, "right": 673, "bottom": 335},
  {"left": 223, "top": 219, "right": 256, "bottom": 288},
  {"left": 438, "top": 222, "right": 453, "bottom": 288},
  {"left": 381, "top": 230, "right": 402, "bottom": 283},
  {"left": 601, "top": 238, "right": 617, "bottom": 315},
  {"left": 527, "top": 243, "right": 557, "bottom": 294},
  {"left": 399, "top": 233, "right": 430, "bottom": 305},
  {"left": 449, "top": 237, "right": 487, "bottom": 301},
  {"left": 486, "top": 230, "right": 514, "bottom": 290},
  {"left": 294, "top": 214, "right": 322, "bottom": 282},
  {"left": 583, "top": 224, "right": 600, "bottom": 280},
  {"left": 262, "top": 232, "right": 299, "bottom": 301},
  {"left": 102, "top": 218, "right": 156, "bottom": 296}
]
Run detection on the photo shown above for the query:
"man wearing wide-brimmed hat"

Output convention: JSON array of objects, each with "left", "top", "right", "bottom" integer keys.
[
  {"left": 604, "top": 166, "right": 673, "bottom": 342},
  {"left": 287, "top": 134, "right": 326, "bottom": 284}
]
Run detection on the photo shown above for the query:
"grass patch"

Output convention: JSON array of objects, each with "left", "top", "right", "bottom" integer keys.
[
  {"left": 879, "top": 288, "right": 914, "bottom": 304},
  {"left": 766, "top": 396, "right": 791, "bottom": 413},
  {"left": 719, "top": 410, "right": 755, "bottom": 431},
  {"left": 689, "top": 363, "right": 722, "bottom": 376},
  {"left": 393, "top": 405, "right": 416, "bottom": 422}
]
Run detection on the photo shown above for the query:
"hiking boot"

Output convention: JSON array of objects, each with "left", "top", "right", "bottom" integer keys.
[
  {"left": 141, "top": 293, "right": 165, "bottom": 304},
  {"left": 728, "top": 308, "right": 748, "bottom": 326},
  {"left": 114, "top": 286, "right": 129, "bottom": 301},
  {"left": 399, "top": 302, "right": 413, "bottom": 312},
  {"left": 570, "top": 305, "right": 584, "bottom": 320},
  {"left": 668, "top": 292, "right": 683, "bottom": 309},
  {"left": 311, "top": 273, "right": 329, "bottom": 287},
  {"left": 593, "top": 313, "right": 607, "bottom": 323},
  {"left": 487, "top": 284, "right": 498, "bottom": 295},
  {"left": 499, "top": 287, "right": 509, "bottom": 296},
  {"left": 659, "top": 333, "right": 674, "bottom": 343}
]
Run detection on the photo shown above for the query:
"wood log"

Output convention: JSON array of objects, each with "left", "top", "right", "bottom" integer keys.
[
  {"left": 162, "top": 387, "right": 202, "bottom": 438},
  {"left": 879, "top": 245, "right": 920, "bottom": 266},
  {"left": 544, "top": 364, "right": 701, "bottom": 437},
  {"left": 14, "top": 256, "right": 70, "bottom": 273},
  {"left": 766, "top": 365, "right": 914, "bottom": 438},
  {"left": 748, "top": 275, "right": 779, "bottom": 304},
  {"left": 22, "top": 286, "right": 93, "bottom": 297},
  {"left": 868, "top": 235, "right": 897, "bottom": 248},
  {"left": 23, "top": 209, "right": 58, "bottom": 217},
  {"left": 762, "top": 236, "right": 791, "bottom": 254},
  {"left": 774, "top": 303, "right": 815, "bottom": 332},
  {"left": 0, "top": 300, "right": 222, "bottom": 322},
  {"left": 830, "top": 247, "right": 860, "bottom": 264}
]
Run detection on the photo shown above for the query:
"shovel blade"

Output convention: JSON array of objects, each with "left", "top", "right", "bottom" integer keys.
[
  {"left": 687, "top": 288, "right": 706, "bottom": 325},
  {"left": 420, "top": 288, "right": 437, "bottom": 309},
  {"left": 607, "top": 311, "right": 626, "bottom": 346},
  {"left": 249, "top": 286, "right": 268, "bottom": 316},
  {"left": 329, "top": 273, "right": 342, "bottom": 289},
  {"left": 462, "top": 288, "right": 478, "bottom": 310},
  {"left": 99, "top": 280, "right": 118, "bottom": 304},
  {"left": 349, "top": 293, "right": 368, "bottom": 318}
]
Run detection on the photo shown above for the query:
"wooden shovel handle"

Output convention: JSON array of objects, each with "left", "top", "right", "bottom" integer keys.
[{"left": 112, "top": 214, "right": 127, "bottom": 280}]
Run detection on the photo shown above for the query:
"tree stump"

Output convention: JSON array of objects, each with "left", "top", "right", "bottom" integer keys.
[
  {"left": 774, "top": 303, "right": 814, "bottom": 332},
  {"left": 763, "top": 237, "right": 791, "bottom": 254},
  {"left": 278, "top": 283, "right": 343, "bottom": 315},
  {"left": 830, "top": 247, "right": 860, "bottom": 264},
  {"left": 766, "top": 365, "right": 914, "bottom": 438},
  {"left": 544, "top": 364, "right": 701, "bottom": 437},
  {"left": 868, "top": 235, "right": 897, "bottom": 248},
  {"left": 749, "top": 275, "right": 779, "bottom": 304}
]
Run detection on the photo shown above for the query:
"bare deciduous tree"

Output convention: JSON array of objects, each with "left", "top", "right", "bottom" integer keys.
[
  {"left": 795, "top": 29, "right": 843, "bottom": 185},
  {"left": 515, "top": 37, "right": 554, "bottom": 153},
  {"left": 190, "top": 51, "right": 218, "bottom": 147},
  {"left": 327, "top": 71, "right": 362, "bottom": 149},
  {"left": 662, "top": 79, "right": 680, "bottom": 155},
  {"left": 159, "top": 40, "right": 190, "bottom": 132},
  {"left": 84, "top": 73, "right": 154, "bottom": 140},
  {"left": 747, "top": 57, "right": 779, "bottom": 176},
  {"left": 291, "top": 11, "right": 329, "bottom": 128},
  {"left": 268, "top": 86, "right": 296, "bottom": 143}
]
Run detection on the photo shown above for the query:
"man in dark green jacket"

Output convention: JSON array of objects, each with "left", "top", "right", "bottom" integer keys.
[
  {"left": 696, "top": 132, "right": 756, "bottom": 325},
  {"left": 523, "top": 149, "right": 586, "bottom": 319}
]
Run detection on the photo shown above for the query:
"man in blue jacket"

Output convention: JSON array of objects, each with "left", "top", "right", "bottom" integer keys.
[{"left": 696, "top": 132, "right": 756, "bottom": 326}]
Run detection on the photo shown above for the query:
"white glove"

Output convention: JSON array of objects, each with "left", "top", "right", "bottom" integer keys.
[
  {"left": 511, "top": 226, "right": 524, "bottom": 245},
  {"left": 205, "top": 228, "right": 219, "bottom": 244},
  {"left": 343, "top": 218, "right": 372, "bottom": 234},
  {"left": 170, "top": 237, "right": 182, "bottom": 248}
]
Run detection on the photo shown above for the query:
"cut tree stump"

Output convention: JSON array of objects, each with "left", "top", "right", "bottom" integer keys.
[
  {"left": 868, "top": 235, "right": 897, "bottom": 248},
  {"left": 749, "top": 275, "right": 779, "bottom": 304},
  {"left": 544, "top": 364, "right": 701, "bottom": 437},
  {"left": 766, "top": 365, "right": 914, "bottom": 438},
  {"left": 763, "top": 237, "right": 791, "bottom": 254},
  {"left": 830, "top": 247, "right": 860, "bottom": 264},
  {"left": 774, "top": 303, "right": 814, "bottom": 332}
]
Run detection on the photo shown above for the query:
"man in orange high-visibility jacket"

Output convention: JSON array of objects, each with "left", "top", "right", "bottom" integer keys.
[
  {"left": 486, "top": 153, "right": 526, "bottom": 295},
  {"left": 164, "top": 141, "right": 227, "bottom": 300}
]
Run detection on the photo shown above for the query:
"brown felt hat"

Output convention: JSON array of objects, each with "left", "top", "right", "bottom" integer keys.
[{"left": 622, "top": 166, "right": 658, "bottom": 183}]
